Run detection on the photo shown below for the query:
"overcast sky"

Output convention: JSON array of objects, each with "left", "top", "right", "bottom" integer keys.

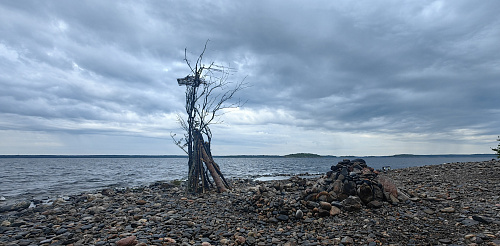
[{"left": 1, "top": 1, "right": 499, "bottom": 156}]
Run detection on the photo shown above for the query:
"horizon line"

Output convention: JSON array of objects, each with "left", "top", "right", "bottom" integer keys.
[{"left": 0, "top": 153, "right": 496, "bottom": 158}]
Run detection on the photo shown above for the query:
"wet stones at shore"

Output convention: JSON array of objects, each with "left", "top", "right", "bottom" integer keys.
[
  {"left": 0, "top": 201, "right": 31, "bottom": 213},
  {"left": 0, "top": 160, "right": 499, "bottom": 245}
]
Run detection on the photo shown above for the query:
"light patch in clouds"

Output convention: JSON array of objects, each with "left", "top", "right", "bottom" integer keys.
[
  {"left": 0, "top": 43, "right": 19, "bottom": 61},
  {"left": 223, "top": 107, "right": 298, "bottom": 125},
  {"left": 0, "top": 130, "right": 64, "bottom": 154}
]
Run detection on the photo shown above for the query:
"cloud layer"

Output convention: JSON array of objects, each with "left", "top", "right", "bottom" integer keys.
[{"left": 1, "top": 1, "right": 499, "bottom": 155}]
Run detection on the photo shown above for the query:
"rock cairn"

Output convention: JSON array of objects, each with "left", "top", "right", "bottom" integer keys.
[
  {"left": 244, "top": 159, "right": 405, "bottom": 221},
  {"left": 303, "top": 159, "right": 404, "bottom": 213}
]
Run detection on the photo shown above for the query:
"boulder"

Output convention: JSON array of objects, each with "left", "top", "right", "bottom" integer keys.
[
  {"left": 319, "top": 201, "right": 332, "bottom": 210},
  {"left": 116, "top": 236, "right": 137, "bottom": 246},
  {"left": 330, "top": 206, "right": 341, "bottom": 216},
  {"left": 372, "top": 185, "right": 384, "bottom": 201},
  {"left": 342, "top": 196, "right": 362, "bottom": 211},
  {"left": 342, "top": 180, "right": 357, "bottom": 196},
  {"left": 357, "top": 183, "right": 373, "bottom": 204},
  {"left": 332, "top": 180, "right": 343, "bottom": 194},
  {"left": 377, "top": 175, "right": 398, "bottom": 199}
]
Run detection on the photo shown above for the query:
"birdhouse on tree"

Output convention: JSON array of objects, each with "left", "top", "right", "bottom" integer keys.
[{"left": 177, "top": 75, "right": 205, "bottom": 87}]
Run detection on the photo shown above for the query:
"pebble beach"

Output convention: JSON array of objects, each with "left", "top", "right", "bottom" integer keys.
[{"left": 1, "top": 160, "right": 499, "bottom": 246}]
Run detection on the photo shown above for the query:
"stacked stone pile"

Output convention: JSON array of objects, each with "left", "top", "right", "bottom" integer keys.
[
  {"left": 324, "top": 159, "right": 407, "bottom": 207},
  {"left": 241, "top": 159, "right": 406, "bottom": 222}
]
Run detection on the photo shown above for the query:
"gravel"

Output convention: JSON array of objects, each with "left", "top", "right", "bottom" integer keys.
[{"left": 0, "top": 159, "right": 499, "bottom": 245}]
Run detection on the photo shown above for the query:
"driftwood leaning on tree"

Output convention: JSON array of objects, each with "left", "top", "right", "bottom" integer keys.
[{"left": 187, "top": 130, "right": 230, "bottom": 193}]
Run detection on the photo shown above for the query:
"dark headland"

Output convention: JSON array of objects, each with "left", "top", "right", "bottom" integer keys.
[
  {"left": 0, "top": 159, "right": 499, "bottom": 245},
  {"left": 284, "top": 153, "right": 322, "bottom": 158}
]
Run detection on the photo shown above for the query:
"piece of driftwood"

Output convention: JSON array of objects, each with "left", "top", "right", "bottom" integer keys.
[{"left": 187, "top": 130, "right": 230, "bottom": 193}]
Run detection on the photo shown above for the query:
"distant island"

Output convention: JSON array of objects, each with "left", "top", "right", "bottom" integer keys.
[
  {"left": 284, "top": 153, "right": 322, "bottom": 158},
  {"left": 391, "top": 154, "right": 416, "bottom": 157}
]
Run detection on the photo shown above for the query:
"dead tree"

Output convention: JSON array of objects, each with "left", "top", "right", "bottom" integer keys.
[{"left": 172, "top": 41, "right": 245, "bottom": 193}]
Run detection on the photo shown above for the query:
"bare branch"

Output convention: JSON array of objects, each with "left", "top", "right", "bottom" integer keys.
[{"left": 170, "top": 132, "right": 188, "bottom": 154}]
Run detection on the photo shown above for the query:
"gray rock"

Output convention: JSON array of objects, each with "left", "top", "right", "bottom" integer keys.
[
  {"left": 367, "top": 200, "right": 383, "bottom": 208},
  {"left": 341, "top": 167, "right": 349, "bottom": 177},
  {"left": 332, "top": 180, "right": 343, "bottom": 194},
  {"left": 295, "top": 209, "right": 303, "bottom": 219},
  {"left": 438, "top": 238, "right": 452, "bottom": 244},
  {"left": 81, "top": 224, "right": 93, "bottom": 230},
  {"left": 331, "top": 201, "right": 343, "bottom": 208},
  {"left": 319, "top": 201, "right": 331, "bottom": 210},
  {"left": 341, "top": 236, "right": 354, "bottom": 244},
  {"left": 461, "top": 219, "right": 479, "bottom": 226},
  {"left": 0, "top": 201, "right": 30, "bottom": 212},
  {"left": 277, "top": 214, "right": 289, "bottom": 221},
  {"left": 306, "top": 201, "right": 319, "bottom": 208},
  {"left": 372, "top": 185, "right": 384, "bottom": 201},
  {"left": 440, "top": 207, "right": 455, "bottom": 213},
  {"left": 317, "top": 209, "right": 330, "bottom": 217},
  {"left": 40, "top": 239, "right": 52, "bottom": 244},
  {"left": 357, "top": 183, "right": 373, "bottom": 204},
  {"left": 472, "top": 215, "right": 491, "bottom": 224},
  {"left": 17, "top": 239, "right": 32, "bottom": 246},
  {"left": 246, "top": 236, "right": 256, "bottom": 245},
  {"left": 330, "top": 206, "right": 341, "bottom": 216},
  {"left": 268, "top": 217, "right": 279, "bottom": 223},
  {"left": 342, "top": 180, "right": 357, "bottom": 196},
  {"left": 341, "top": 196, "right": 362, "bottom": 211},
  {"left": 397, "top": 190, "right": 410, "bottom": 202},
  {"left": 474, "top": 236, "right": 484, "bottom": 244}
]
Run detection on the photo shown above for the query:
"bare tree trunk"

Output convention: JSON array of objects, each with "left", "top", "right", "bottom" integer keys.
[{"left": 173, "top": 41, "right": 244, "bottom": 194}]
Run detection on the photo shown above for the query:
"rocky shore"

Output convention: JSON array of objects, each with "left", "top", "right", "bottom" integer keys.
[{"left": 1, "top": 159, "right": 499, "bottom": 246}]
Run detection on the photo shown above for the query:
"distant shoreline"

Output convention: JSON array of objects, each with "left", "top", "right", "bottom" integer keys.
[{"left": 0, "top": 154, "right": 495, "bottom": 158}]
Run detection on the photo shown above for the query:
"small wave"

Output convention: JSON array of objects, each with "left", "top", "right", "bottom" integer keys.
[{"left": 84, "top": 178, "right": 104, "bottom": 183}]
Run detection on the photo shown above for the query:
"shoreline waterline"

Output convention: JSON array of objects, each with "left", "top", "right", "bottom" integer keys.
[{"left": 0, "top": 155, "right": 496, "bottom": 205}]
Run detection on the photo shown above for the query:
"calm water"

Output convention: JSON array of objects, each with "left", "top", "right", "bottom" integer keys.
[{"left": 0, "top": 155, "right": 496, "bottom": 204}]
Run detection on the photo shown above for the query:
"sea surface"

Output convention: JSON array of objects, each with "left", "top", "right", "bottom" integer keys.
[{"left": 0, "top": 155, "right": 496, "bottom": 204}]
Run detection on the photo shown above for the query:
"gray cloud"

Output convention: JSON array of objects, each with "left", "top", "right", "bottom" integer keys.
[{"left": 1, "top": 0, "right": 499, "bottom": 155}]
